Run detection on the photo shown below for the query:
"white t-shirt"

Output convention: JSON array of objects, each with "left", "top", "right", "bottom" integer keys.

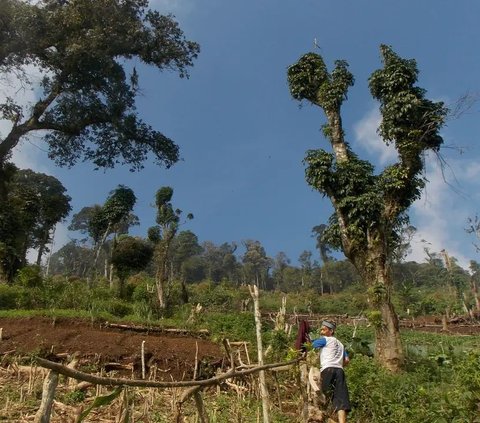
[{"left": 312, "top": 336, "right": 346, "bottom": 372}]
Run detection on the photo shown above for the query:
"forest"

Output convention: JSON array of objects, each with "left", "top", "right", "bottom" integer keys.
[{"left": 1, "top": 0, "right": 480, "bottom": 422}]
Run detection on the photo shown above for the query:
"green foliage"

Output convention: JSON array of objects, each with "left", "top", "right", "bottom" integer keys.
[
  {"left": 112, "top": 236, "right": 153, "bottom": 279},
  {"left": 91, "top": 185, "right": 137, "bottom": 244},
  {"left": 287, "top": 53, "right": 329, "bottom": 104},
  {"left": 93, "top": 298, "right": 133, "bottom": 318},
  {"left": 189, "top": 281, "right": 246, "bottom": 310},
  {"left": 287, "top": 53, "right": 354, "bottom": 111},
  {"left": 0, "top": 165, "right": 71, "bottom": 280},
  {"left": 78, "top": 387, "right": 123, "bottom": 422},
  {"left": 0, "top": 284, "right": 25, "bottom": 309},
  {"left": 366, "top": 310, "right": 383, "bottom": 328},
  {"left": 15, "top": 265, "right": 43, "bottom": 288},
  {"left": 203, "top": 312, "right": 256, "bottom": 343},
  {"left": 288, "top": 46, "right": 448, "bottom": 262},
  {"left": 207, "top": 393, "right": 291, "bottom": 422},
  {"left": 346, "top": 351, "right": 480, "bottom": 423},
  {"left": 62, "top": 389, "right": 86, "bottom": 405},
  {"left": 369, "top": 45, "right": 447, "bottom": 156},
  {"left": 265, "top": 329, "right": 294, "bottom": 361}
]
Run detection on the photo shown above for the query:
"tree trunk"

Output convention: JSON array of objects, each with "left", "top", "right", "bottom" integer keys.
[
  {"left": 326, "top": 109, "right": 349, "bottom": 163},
  {"left": 92, "top": 224, "right": 111, "bottom": 277},
  {"left": 361, "top": 248, "right": 404, "bottom": 372},
  {"left": 154, "top": 231, "right": 175, "bottom": 310},
  {"left": 156, "top": 268, "right": 166, "bottom": 309},
  {"left": 180, "top": 276, "right": 189, "bottom": 304},
  {"left": 376, "top": 300, "right": 403, "bottom": 371},
  {"left": 470, "top": 277, "right": 480, "bottom": 312}
]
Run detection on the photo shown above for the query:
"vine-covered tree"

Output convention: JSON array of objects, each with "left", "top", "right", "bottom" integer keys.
[
  {"left": 287, "top": 45, "right": 448, "bottom": 371},
  {"left": 0, "top": 0, "right": 199, "bottom": 181}
]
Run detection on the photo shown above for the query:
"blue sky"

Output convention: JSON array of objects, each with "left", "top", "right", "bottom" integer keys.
[{"left": 5, "top": 0, "right": 480, "bottom": 268}]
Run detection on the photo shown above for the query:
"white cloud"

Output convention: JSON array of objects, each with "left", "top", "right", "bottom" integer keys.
[
  {"left": 353, "top": 106, "right": 477, "bottom": 269},
  {"left": 463, "top": 160, "right": 480, "bottom": 180},
  {"left": 353, "top": 106, "right": 397, "bottom": 165},
  {"left": 407, "top": 155, "right": 474, "bottom": 269}
]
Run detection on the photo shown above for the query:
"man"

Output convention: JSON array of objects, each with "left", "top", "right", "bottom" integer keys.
[{"left": 311, "top": 320, "right": 351, "bottom": 423}]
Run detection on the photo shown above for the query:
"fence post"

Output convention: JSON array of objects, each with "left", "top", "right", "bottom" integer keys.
[{"left": 249, "top": 284, "right": 271, "bottom": 423}]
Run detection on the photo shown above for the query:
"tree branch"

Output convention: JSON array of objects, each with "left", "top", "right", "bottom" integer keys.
[{"left": 34, "top": 356, "right": 301, "bottom": 389}]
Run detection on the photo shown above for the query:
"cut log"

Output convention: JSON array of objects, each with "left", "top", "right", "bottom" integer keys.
[{"left": 103, "top": 322, "right": 209, "bottom": 337}]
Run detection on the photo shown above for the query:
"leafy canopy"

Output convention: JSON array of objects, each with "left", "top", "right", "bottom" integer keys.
[{"left": 0, "top": 0, "right": 199, "bottom": 170}]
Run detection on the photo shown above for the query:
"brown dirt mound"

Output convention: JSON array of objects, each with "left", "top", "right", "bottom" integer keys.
[{"left": 0, "top": 317, "right": 224, "bottom": 381}]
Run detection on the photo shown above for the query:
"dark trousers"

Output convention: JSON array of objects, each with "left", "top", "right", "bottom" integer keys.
[{"left": 321, "top": 367, "right": 351, "bottom": 412}]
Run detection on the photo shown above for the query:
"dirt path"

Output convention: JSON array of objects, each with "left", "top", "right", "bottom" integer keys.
[{"left": 0, "top": 317, "right": 224, "bottom": 381}]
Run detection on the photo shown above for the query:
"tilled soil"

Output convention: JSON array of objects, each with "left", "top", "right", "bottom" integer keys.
[{"left": 0, "top": 317, "right": 224, "bottom": 381}]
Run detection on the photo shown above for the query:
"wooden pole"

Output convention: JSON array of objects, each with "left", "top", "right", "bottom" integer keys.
[
  {"left": 193, "top": 391, "right": 209, "bottom": 423},
  {"left": 141, "top": 340, "right": 146, "bottom": 379},
  {"left": 34, "top": 370, "right": 59, "bottom": 423},
  {"left": 249, "top": 284, "right": 271, "bottom": 423}
]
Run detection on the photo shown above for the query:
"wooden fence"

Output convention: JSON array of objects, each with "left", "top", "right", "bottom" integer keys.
[{"left": 33, "top": 355, "right": 303, "bottom": 423}]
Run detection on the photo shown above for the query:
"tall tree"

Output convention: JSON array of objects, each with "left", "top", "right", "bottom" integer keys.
[
  {"left": 171, "top": 230, "right": 202, "bottom": 301},
  {"left": 148, "top": 186, "right": 192, "bottom": 308},
  {"left": 0, "top": 165, "right": 71, "bottom": 281},
  {"left": 171, "top": 230, "right": 202, "bottom": 278},
  {"left": 287, "top": 45, "right": 447, "bottom": 371},
  {"left": 90, "top": 185, "right": 137, "bottom": 276},
  {"left": 11, "top": 169, "right": 72, "bottom": 265},
  {"left": 0, "top": 0, "right": 199, "bottom": 176},
  {"left": 242, "top": 240, "right": 272, "bottom": 289},
  {"left": 111, "top": 235, "right": 153, "bottom": 298},
  {"left": 201, "top": 241, "right": 238, "bottom": 283},
  {"left": 69, "top": 205, "right": 103, "bottom": 245},
  {"left": 0, "top": 164, "right": 29, "bottom": 281},
  {"left": 298, "top": 250, "right": 313, "bottom": 288},
  {"left": 272, "top": 251, "right": 290, "bottom": 291},
  {"left": 47, "top": 240, "right": 92, "bottom": 278}
]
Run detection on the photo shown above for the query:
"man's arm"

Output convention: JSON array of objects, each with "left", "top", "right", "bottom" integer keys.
[{"left": 311, "top": 338, "right": 327, "bottom": 349}]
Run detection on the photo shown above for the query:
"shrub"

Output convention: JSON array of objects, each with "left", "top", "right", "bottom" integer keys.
[
  {"left": 345, "top": 349, "right": 480, "bottom": 423},
  {"left": 189, "top": 281, "right": 246, "bottom": 311},
  {"left": 15, "top": 265, "right": 43, "bottom": 288},
  {"left": 203, "top": 312, "right": 256, "bottom": 344},
  {"left": 92, "top": 299, "right": 133, "bottom": 318},
  {"left": 0, "top": 284, "right": 25, "bottom": 309}
]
